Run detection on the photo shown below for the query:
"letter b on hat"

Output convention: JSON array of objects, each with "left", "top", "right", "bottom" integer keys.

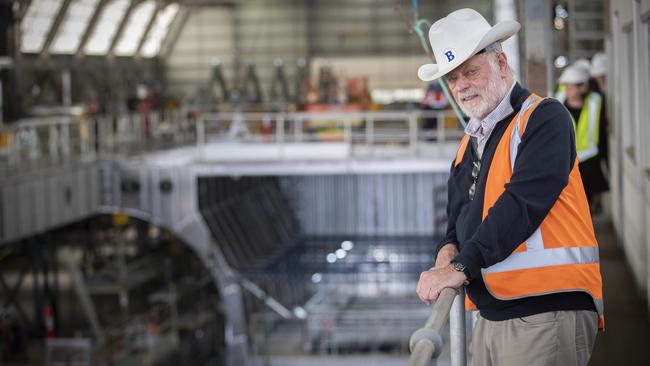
[{"left": 443, "top": 49, "right": 456, "bottom": 63}]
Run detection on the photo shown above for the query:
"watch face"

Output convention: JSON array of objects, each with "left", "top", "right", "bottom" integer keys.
[{"left": 453, "top": 262, "right": 466, "bottom": 272}]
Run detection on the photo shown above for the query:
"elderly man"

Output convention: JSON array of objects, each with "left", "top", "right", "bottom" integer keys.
[{"left": 415, "top": 8, "right": 604, "bottom": 366}]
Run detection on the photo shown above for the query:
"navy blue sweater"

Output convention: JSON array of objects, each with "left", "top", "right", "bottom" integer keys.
[{"left": 439, "top": 83, "right": 595, "bottom": 320}]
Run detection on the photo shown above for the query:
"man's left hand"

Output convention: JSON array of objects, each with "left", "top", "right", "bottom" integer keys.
[{"left": 416, "top": 264, "right": 468, "bottom": 305}]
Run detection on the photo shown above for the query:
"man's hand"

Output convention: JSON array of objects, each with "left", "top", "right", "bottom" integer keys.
[
  {"left": 434, "top": 243, "right": 459, "bottom": 268},
  {"left": 416, "top": 264, "right": 467, "bottom": 305}
]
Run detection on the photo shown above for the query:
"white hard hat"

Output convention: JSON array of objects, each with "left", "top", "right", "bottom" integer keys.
[
  {"left": 573, "top": 58, "right": 591, "bottom": 73},
  {"left": 417, "top": 8, "right": 520, "bottom": 81},
  {"left": 590, "top": 53, "right": 607, "bottom": 76},
  {"left": 558, "top": 65, "right": 590, "bottom": 84}
]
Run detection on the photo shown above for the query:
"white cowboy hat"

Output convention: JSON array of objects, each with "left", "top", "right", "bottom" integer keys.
[
  {"left": 558, "top": 65, "right": 590, "bottom": 84},
  {"left": 590, "top": 52, "right": 607, "bottom": 76},
  {"left": 417, "top": 8, "right": 520, "bottom": 81}
]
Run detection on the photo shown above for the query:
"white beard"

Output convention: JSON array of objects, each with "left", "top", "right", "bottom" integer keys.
[{"left": 457, "top": 65, "right": 510, "bottom": 120}]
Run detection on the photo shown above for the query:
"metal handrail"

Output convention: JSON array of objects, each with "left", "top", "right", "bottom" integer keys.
[
  {"left": 408, "top": 287, "right": 466, "bottom": 365},
  {"left": 1, "top": 109, "right": 464, "bottom": 179}
]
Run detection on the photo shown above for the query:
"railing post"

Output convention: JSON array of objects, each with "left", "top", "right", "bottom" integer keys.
[
  {"left": 49, "top": 125, "right": 59, "bottom": 162},
  {"left": 437, "top": 112, "right": 446, "bottom": 142},
  {"left": 344, "top": 118, "right": 352, "bottom": 157},
  {"left": 61, "top": 121, "right": 71, "bottom": 159},
  {"left": 10, "top": 128, "right": 20, "bottom": 166},
  {"left": 450, "top": 287, "right": 467, "bottom": 366},
  {"left": 365, "top": 115, "right": 374, "bottom": 155},
  {"left": 28, "top": 127, "right": 39, "bottom": 161},
  {"left": 277, "top": 114, "right": 285, "bottom": 159},
  {"left": 409, "top": 113, "right": 419, "bottom": 155},
  {"left": 295, "top": 116, "right": 303, "bottom": 143},
  {"left": 197, "top": 116, "right": 205, "bottom": 146}
]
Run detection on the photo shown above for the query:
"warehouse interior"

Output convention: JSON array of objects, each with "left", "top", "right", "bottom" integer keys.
[{"left": 1, "top": 0, "right": 650, "bottom": 365}]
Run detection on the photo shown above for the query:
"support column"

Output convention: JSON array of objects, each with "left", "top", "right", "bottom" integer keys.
[{"left": 521, "top": 0, "right": 553, "bottom": 96}]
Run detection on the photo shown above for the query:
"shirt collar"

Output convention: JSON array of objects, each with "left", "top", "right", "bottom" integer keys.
[{"left": 464, "top": 81, "right": 517, "bottom": 139}]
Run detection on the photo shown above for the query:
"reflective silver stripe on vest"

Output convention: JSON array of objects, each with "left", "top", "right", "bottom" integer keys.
[
  {"left": 510, "top": 95, "right": 542, "bottom": 170},
  {"left": 482, "top": 246, "right": 599, "bottom": 274}
]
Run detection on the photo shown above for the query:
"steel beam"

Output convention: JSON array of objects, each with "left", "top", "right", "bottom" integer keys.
[
  {"left": 108, "top": 0, "right": 139, "bottom": 57},
  {"left": 76, "top": 0, "right": 107, "bottom": 59},
  {"left": 41, "top": 0, "right": 72, "bottom": 58},
  {"left": 134, "top": 2, "right": 161, "bottom": 58},
  {"left": 160, "top": 6, "right": 188, "bottom": 59}
]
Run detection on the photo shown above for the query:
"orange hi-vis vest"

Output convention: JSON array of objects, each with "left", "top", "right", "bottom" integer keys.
[{"left": 453, "top": 94, "right": 605, "bottom": 328}]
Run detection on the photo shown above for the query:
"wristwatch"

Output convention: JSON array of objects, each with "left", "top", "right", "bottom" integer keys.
[{"left": 451, "top": 260, "right": 471, "bottom": 281}]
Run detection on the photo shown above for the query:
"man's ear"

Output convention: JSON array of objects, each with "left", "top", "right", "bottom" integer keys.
[{"left": 498, "top": 53, "right": 509, "bottom": 74}]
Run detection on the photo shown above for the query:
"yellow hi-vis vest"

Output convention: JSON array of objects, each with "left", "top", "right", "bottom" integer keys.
[
  {"left": 454, "top": 94, "right": 605, "bottom": 329},
  {"left": 574, "top": 92, "right": 602, "bottom": 162},
  {"left": 555, "top": 84, "right": 567, "bottom": 103}
]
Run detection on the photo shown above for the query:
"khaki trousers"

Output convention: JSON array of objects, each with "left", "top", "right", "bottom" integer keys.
[{"left": 471, "top": 310, "right": 598, "bottom": 366}]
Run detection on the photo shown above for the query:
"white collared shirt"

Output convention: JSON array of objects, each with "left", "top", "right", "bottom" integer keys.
[{"left": 464, "top": 81, "right": 517, "bottom": 158}]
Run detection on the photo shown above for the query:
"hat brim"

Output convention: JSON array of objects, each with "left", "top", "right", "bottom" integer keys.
[
  {"left": 558, "top": 74, "right": 589, "bottom": 84},
  {"left": 417, "top": 20, "right": 521, "bottom": 81}
]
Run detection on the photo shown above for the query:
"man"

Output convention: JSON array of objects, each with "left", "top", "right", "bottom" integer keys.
[
  {"left": 558, "top": 64, "right": 609, "bottom": 206},
  {"left": 590, "top": 53, "right": 607, "bottom": 94},
  {"left": 555, "top": 58, "right": 590, "bottom": 101},
  {"left": 415, "top": 8, "right": 604, "bottom": 366}
]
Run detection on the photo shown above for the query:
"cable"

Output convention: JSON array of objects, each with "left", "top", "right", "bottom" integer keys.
[{"left": 396, "top": 0, "right": 466, "bottom": 128}]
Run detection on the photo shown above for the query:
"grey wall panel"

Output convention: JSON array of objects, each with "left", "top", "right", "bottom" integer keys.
[
  {"left": 17, "top": 180, "right": 33, "bottom": 237},
  {"left": 1, "top": 164, "right": 101, "bottom": 244},
  {"left": 32, "top": 178, "right": 47, "bottom": 234},
  {"left": 166, "top": 7, "right": 236, "bottom": 98},
  {"left": 46, "top": 175, "right": 58, "bottom": 234},
  {"left": 90, "top": 165, "right": 101, "bottom": 212},
  {"left": 2, "top": 183, "right": 18, "bottom": 242},
  {"left": 279, "top": 173, "right": 441, "bottom": 237}
]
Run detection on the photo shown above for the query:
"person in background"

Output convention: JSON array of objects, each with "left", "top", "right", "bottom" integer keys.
[
  {"left": 420, "top": 82, "right": 450, "bottom": 139},
  {"left": 558, "top": 64, "right": 609, "bottom": 210},
  {"left": 415, "top": 8, "right": 604, "bottom": 366},
  {"left": 555, "top": 58, "right": 590, "bottom": 102},
  {"left": 590, "top": 52, "right": 607, "bottom": 95}
]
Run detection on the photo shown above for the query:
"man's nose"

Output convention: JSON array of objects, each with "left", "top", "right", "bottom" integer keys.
[{"left": 456, "top": 77, "right": 471, "bottom": 91}]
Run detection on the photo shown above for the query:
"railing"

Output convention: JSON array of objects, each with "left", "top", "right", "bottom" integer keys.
[
  {"left": 1, "top": 109, "right": 463, "bottom": 178},
  {"left": 408, "top": 287, "right": 467, "bottom": 366},
  {"left": 198, "top": 110, "right": 463, "bottom": 149},
  {"left": 0, "top": 110, "right": 196, "bottom": 177}
]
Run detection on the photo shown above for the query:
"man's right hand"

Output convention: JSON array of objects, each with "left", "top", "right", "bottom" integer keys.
[{"left": 434, "top": 243, "right": 459, "bottom": 269}]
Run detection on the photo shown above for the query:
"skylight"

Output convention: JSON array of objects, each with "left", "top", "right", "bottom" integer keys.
[
  {"left": 20, "top": 0, "right": 64, "bottom": 53},
  {"left": 114, "top": 0, "right": 156, "bottom": 56},
  {"left": 50, "top": 0, "right": 100, "bottom": 54},
  {"left": 84, "top": 0, "right": 130, "bottom": 55},
  {"left": 141, "top": 3, "right": 179, "bottom": 57}
]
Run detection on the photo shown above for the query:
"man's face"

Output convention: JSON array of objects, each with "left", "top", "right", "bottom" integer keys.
[
  {"left": 565, "top": 82, "right": 588, "bottom": 102},
  {"left": 443, "top": 52, "right": 509, "bottom": 119}
]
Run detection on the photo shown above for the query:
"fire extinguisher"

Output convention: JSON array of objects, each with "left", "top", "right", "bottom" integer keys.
[
  {"left": 262, "top": 115, "right": 273, "bottom": 143},
  {"left": 44, "top": 305, "right": 55, "bottom": 338}
]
